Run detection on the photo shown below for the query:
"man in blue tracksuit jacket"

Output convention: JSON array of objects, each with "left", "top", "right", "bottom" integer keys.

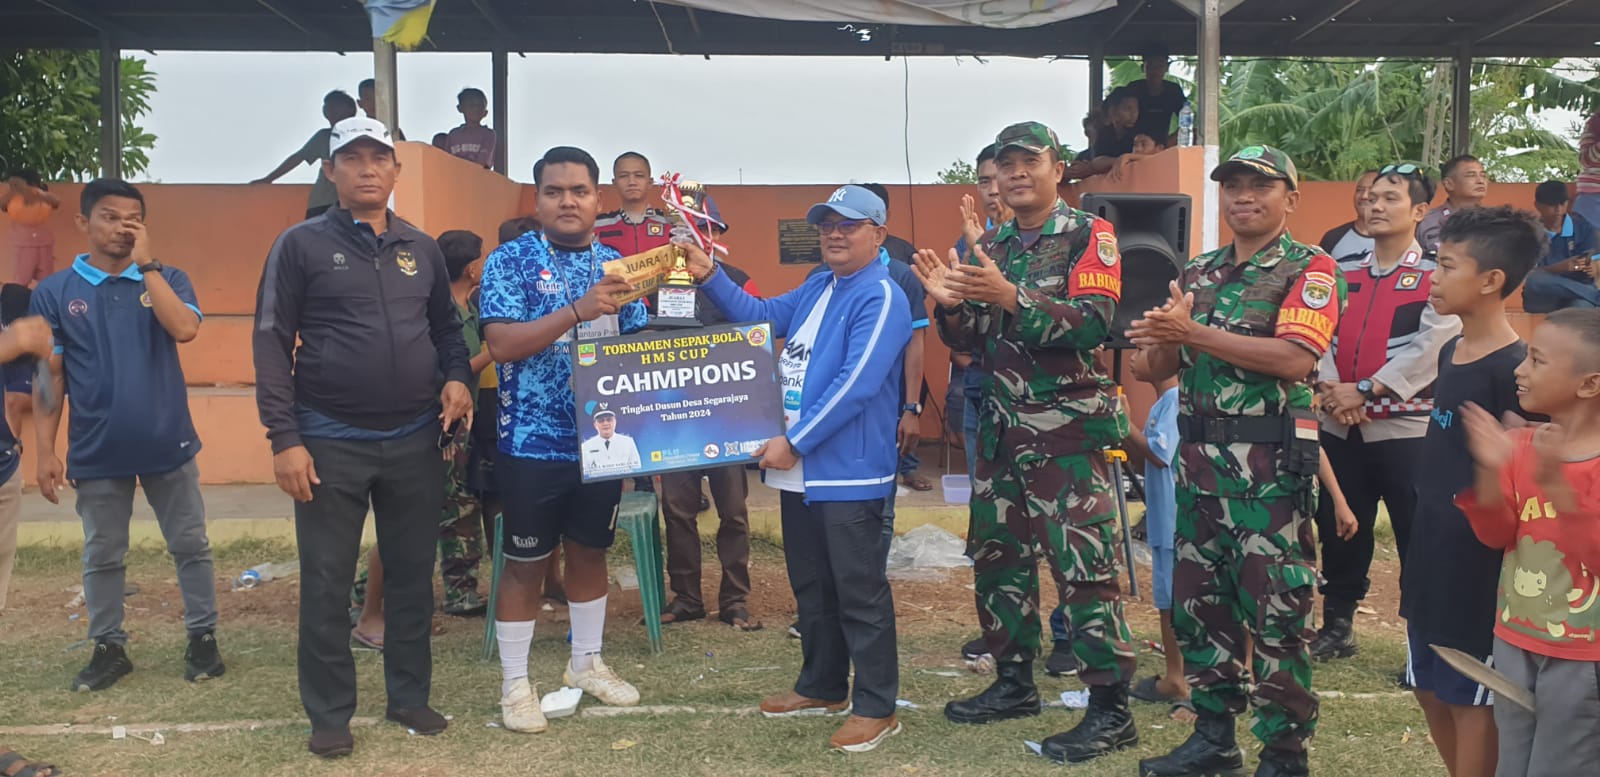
[{"left": 683, "top": 185, "right": 912, "bottom": 754}]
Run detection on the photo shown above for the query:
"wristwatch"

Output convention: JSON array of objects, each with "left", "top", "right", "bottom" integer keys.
[
  {"left": 1356, "top": 378, "right": 1377, "bottom": 400},
  {"left": 140, "top": 260, "right": 165, "bottom": 274},
  {"left": 902, "top": 402, "right": 923, "bottom": 416}
]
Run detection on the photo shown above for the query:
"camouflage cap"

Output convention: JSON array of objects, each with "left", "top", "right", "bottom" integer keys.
[
  {"left": 994, "top": 121, "right": 1062, "bottom": 156},
  {"left": 1210, "top": 145, "right": 1299, "bottom": 190}
]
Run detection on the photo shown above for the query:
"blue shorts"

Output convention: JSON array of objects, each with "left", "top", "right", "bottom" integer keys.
[
  {"left": 3, "top": 362, "right": 31, "bottom": 395},
  {"left": 1150, "top": 541, "right": 1175, "bottom": 611},
  {"left": 1406, "top": 625, "right": 1495, "bottom": 706}
]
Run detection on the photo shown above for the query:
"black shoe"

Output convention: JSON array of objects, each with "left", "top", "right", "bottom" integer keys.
[
  {"left": 309, "top": 728, "right": 355, "bottom": 758},
  {"left": 1394, "top": 669, "right": 1413, "bottom": 690},
  {"left": 1139, "top": 712, "right": 1246, "bottom": 777},
  {"left": 960, "top": 636, "right": 989, "bottom": 660},
  {"left": 1309, "top": 617, "right": 1358, "bottom": 661},
  {"left": 1254, "top": 749, "right": 1310, "bottom": 777},
  {"left": 944, "top": 660, "right": 1040, "bottom": 724},
  {"left": 386, "top": 706, "right": 449, "bottom": 735},
  {"left": 184, "top": 630, "right": 226, "bottom": 682},
  {"left": 700, "top": 495, "right": 710, "bottom": 512},
  {"left": 1044, "top": 641, "right": 1079, "bottom": 677},
  {"left": 71, "top": 640, "right": 133, "bottom": 692},
  {"left": 1040, "top": 683, "right": 1139, "bottom": 764}
]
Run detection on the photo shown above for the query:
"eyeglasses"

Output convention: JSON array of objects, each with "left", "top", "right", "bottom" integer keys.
[
  {"left": 1380, "top": 163, "right": 1423, "bottom": 177},
  {"left": 815, "top": 220, "right": 869, "bottom": 236}
]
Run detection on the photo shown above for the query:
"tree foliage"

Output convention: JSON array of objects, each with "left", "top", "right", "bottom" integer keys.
[
  {"left": 1105, "top": 57, "right": 1600, "bottom": 182},
  {"left": 0, "top": 50, "right": 158, "bottom": 181},
  {"left": 936, "top": 158, "right": 977, "bottom": 184}
]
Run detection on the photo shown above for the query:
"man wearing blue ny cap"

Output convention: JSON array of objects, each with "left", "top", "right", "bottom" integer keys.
[{"left": 681, "top": 184, "right": 912, "bottom": 753}]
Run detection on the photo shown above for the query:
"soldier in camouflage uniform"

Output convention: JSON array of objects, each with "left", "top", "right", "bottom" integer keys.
[
  {"left": 914, "top": 121, "right": 1137, "bottom": 765},
  {"left": 1129, "top": 146, "right": 1345, "bottom": 777}
]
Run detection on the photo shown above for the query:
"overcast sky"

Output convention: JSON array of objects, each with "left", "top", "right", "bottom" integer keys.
[{"left": 138, "top": 51, "right": 1090, "bottom": 186}]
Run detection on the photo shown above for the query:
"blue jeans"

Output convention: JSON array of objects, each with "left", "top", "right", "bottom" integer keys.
[
  {"left": 1522, "top": 270, "right": 1600, "bottom": 313},
  {"left": 1572, "top": 193, "right": 1600, "bottom": 232},
  {"left": 962, "top": 394, "right": 1068, "bottom": 644}
]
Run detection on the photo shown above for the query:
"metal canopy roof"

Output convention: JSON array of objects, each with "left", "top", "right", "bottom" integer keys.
[{"left": 6, "top": 0, "right": 1598, "bottom": 58}]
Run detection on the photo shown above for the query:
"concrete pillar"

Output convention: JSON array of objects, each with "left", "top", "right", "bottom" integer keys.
[
  {"left": 492, "top": 49, "right": 509, "bottom": 175},
  {"left": 1197, "top": 0, "right": 1222, "bottom": 252},
  {"left": 373, "top": 39, "right": 400, "bottom": 134},
  {"left": 1452, "top": 44, "right": 1473, "bottom": 157}
]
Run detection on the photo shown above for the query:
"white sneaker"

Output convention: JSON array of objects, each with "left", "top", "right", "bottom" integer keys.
[
  {"left": 500, "top": 677, "right": 548, "bottom": 733},
  {"left": 564, "top": 656, "right": 641, "bottom": 707}
]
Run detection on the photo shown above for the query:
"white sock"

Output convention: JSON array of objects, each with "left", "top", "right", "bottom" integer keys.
[
  {"left": 568, "top": 596, "right": 607, "bottom": 673},
  {"left": 497, "top": 620, "right": 535, "bottom": 696}
]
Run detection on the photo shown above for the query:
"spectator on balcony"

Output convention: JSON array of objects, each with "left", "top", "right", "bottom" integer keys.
[
  {"left": 357, "top": 78, "right": 406, "bottom": 141},
  {"left": 251, "top": 90, "right": 359, "bottom": 220},
  {"left": 1088, "top": 88, "right": 1140, "bottom": 177},
  {"left": 1521, "top": 180, "right": 1599, "bottom": 313},
  {"left": 1318, "top": 170, "right": 1379, "bottom": 260},
  {"left": 1131, "top": 43, "right": 1187, "bottom": 148},
  {"left": 444, "top": 88, "right": 496, "bottom": 169},
  {"left": 2, "top": 170, "right": 60, "bottom": 285}
]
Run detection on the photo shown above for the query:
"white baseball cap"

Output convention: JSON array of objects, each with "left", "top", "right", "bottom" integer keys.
[{"left": 329, "top": 117, "right": 395, "bottom": 155}]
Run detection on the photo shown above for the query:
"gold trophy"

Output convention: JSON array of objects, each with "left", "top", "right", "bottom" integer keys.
[{"left": 653, "top": 180, "right": 704, "bottom": 327}]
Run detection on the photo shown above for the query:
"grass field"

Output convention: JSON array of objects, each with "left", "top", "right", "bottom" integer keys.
[{"left": 0, "top": 535, "right": 1442, "bottom": 776}]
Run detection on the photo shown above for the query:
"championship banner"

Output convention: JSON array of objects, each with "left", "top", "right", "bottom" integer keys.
[{"left": 572, "top": 322, "right": 785, "bottom": 482}]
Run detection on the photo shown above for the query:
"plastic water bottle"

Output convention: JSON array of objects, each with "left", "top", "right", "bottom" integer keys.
[
  {"left": 234, "top": 560, "right": 299, "bottom": 590},
  {"left": 1178, "top": 102, "right": 1195, "bottom": 147}
]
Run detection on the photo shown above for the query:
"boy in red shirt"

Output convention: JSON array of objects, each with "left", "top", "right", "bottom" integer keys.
[{"left": 1460, "top": 307, "right": 1600, "bottom": 777}]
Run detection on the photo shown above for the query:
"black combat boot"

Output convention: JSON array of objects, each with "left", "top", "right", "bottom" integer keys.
[
  {"left": 1309, "top": 616, "right": 1358, "bottom": 661},
  {"left": 943, "top": 660, "right": 1040, "bottom": 724},
  {"left": 1254, "top": 748, "right": 1310, "bottom": 777},
  {"left": 1138, "top": 712, "right": 1246, "bottom": 777},
  {"left": 1040, "top": 683, "right": 1138, "bottom": 763}
]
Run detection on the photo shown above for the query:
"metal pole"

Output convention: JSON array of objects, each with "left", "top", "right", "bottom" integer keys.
[
  {"left": 1452, "top": 43, "right": 1473, "bottom": 157},
  {"left": 98, "top": 32, "right": 122, "bottom": 179},
  {"left": 373, "top": 39, "right": 400, "bottom": 135},
  {"left": 492, "top": 49, "right": 509, "bottom": 175}
]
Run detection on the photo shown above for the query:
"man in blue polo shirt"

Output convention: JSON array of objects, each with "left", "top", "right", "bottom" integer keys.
[
  {"left": 30, "top": 179, "right": 218, "bottom": 693},
  {"left": 0, "top": 297, "right": 53, "bottom": 616},
  {"left": 1523, "top": 179, "right": 1600, "bottom": 312}
]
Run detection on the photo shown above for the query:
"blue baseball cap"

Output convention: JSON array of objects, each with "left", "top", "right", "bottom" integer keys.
[
  {"left": 693, "top": 194, "right": 729, "bottom": 233},
  {"left": 806, "top": 185, "right": 887, "bottom": 226}
]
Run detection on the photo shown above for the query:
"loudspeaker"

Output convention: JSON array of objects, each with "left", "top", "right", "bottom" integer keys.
[{"left": 1078, "top": 193, "right": 1191, "bottom": 349}]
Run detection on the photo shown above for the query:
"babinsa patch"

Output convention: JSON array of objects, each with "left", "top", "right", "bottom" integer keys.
[{"left": 1301, "top": 270, "right": 1335, "bottom": 309}]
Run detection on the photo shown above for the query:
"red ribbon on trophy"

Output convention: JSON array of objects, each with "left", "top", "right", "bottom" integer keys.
[{"left": 659, "top": 173, "right": 728, "bottom": 256}]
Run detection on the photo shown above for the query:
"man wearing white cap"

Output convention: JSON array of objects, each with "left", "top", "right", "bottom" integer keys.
[
  {"left": 580, "top": 408, "right": 641, "bottom": 477},
  {"left": 253, "top": 116, "right": 475, "bottom": 758}
]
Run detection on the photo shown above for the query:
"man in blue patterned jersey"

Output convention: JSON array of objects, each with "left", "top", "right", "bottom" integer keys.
[{"left": 479, "top": 146, "right": 648, "bottom": 733}]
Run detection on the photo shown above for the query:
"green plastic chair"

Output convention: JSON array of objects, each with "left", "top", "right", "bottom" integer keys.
[{"left": 481, "top": 491, "right": 667, "bottom": 659}]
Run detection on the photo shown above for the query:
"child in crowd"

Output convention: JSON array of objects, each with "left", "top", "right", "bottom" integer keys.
[
  {"left": 1459, "top": 308, "right": 1600, "bottom": 777},
  {"left": 1, "top": 172, "right": 59, "bottom": 285},
  {"left": 1399, "top": 206, "right": 1546, "bottom": 777},
  {"left": 445, "top": 88, "right": 496, "bottom": 169},
  {"left": 1124, "top": 345, "right": 1189, "bottom": 713},
  {"left": 1108, "top": 133, "right": 1165, "bottom": 183}
]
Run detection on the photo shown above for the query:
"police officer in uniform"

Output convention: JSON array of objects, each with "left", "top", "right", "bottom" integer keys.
[
  {"left": 1129, "top": 146, "right": 1345, "bottom": 777},
  {"left": 914, "top": 121, "right": 1137, "bottom": 765}
]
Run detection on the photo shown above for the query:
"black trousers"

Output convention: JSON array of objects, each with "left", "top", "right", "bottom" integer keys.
[
  {"left": 780, "top": 491, "right": 899, "bottom": 719},
  {"left": 1314, "top": 429, "right": 1421, "bottom": 618},
  {"left": 295, "top": 427, "right": 445, "bottom": 733}
]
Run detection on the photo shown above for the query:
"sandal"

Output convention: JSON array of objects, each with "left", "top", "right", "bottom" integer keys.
[
  {"left": 1168, "top": 698, "right": 1197, "bottom": 722},
  {"left": 718, "top": 606, "right": 764, "bottom": 632},
  {"left": 902, "top": 474, "right": 934, "bottom": 491},
  {"left": 0, "top": 748, "right": 58, "bottom": 777},
  {"left": 351, "top": 627, "right": 384, "bottom": 651},
  {"left": 645, "top": 600, "right": 705, "bottom": 626},
  {"left": 1130, "top": 675, "right": 1182, "bottom": 704}
]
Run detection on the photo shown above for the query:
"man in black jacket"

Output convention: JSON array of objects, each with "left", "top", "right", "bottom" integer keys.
[{"left": 252, "top": 117, "right": 473, "bottom": 759}]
